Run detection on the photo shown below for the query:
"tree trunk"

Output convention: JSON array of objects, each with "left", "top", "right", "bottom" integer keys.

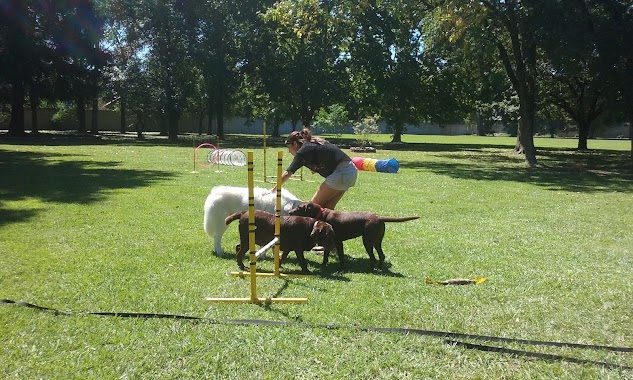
[
  {"left": 8, "top": 79, "right": 26, "bottom": 136},
  {"left": 476, "top": 112, "right": 486, "bottom": 136},
  {"left": 120, "top": 97, "right": 127, "bottom": 134},
  {"left": 216, "top": 106, "right": 224, "bottom": 140},
  {"left": 624, "top": 94, "right": 633, "bottom": 164},
  {"left": 76, "top": 98, "right": 86, "bottom": 134},
  {"left": 168, "top": 110, "right": 179, "bottom": 141},
  {"left": 90, "top": 97, "right": 98, "bottom": 134},
  {"left": 30, "top": 92, "right": 39, "bottom": 134},
  {"left": 198, "top": 109, "right": 204, "bottom": 135},
  {"left": 391, "top": 122, "right": 403, "bottom": 143},
  {"left": 577, "top": 121, "right": 590, "bottom": 151},
  {"left": 216, "top": 83, "right": 225, "bottom": 140},
  {"left": 135, "top": 111, "right": 145, "bottom": 139},
  {"left": 489, "top": 4, "right": 538, "bottom": 166},
  {"left": 207, "top": 93, "right": 214, "bottom": 135},
  {"left": 628, "top": 110, "right": 633, "bottom": 163},
  {"left": 516, "top": 106, "right": 537, "bottom": 166},
  {"left": 515, "top": 80, "right": 538, "bottom": 166}
]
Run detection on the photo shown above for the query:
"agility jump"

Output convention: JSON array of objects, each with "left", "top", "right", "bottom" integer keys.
[
  {"left": 206, "top": 151, "right": 308, "bottom": 304},
  {"left": 192, "top": 135, "right": 247, "bottom": 174}
]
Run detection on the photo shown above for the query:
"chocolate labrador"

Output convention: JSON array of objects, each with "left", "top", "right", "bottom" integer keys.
[
  {"left": 289, "top": 202, "right": 419, "bottom": 270},
  {"left": 225, "top": 210, "right": 336, "bottom": 273}
]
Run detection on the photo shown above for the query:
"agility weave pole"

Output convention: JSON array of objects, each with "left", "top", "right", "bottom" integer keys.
[
  {"left": 206, "top": 151, "right": 308, "bottom": 304},
  {"left": 231, "top": 151, "right": 314, "bottom": 279}
]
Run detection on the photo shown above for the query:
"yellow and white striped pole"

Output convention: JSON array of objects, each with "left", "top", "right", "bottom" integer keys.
[
  {"left": 207, "top": 151, "right": 308, "bottom": 304},
  {"left": 262, "top": 121, "right": 267, "bottom": 182},
  {"left": 247, "top": 152, "right": 258, "bottom": 302},
  {"left": 274, "top": 151, "right": 282, "bottom": 276}
]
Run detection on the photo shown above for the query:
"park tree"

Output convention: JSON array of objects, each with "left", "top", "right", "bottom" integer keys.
[
  {"left": 435, "top": 0, "right": 546, "bottom": 166},
  {"left": 103, "top": 36, "right": 154, "bottom": 139},
  {"left": 343, "top": 0, "right": 429, "bottom": 142},
  {"left": 312, "top": 104, "right": 349, "bottom": 136},
  {"left": 190, "top": 0, "right": 255, "bottom": 139},
  {"left": 238, "top": 0, "right": 301, "bottom": 137},
  {"left": 424, "top": 5, "right": 511, "bottom": 136},
  {"left": 103, "top": 9, "right": 148, "bottom": 135},
  {"left": 1, "top": 0, "right": 106, "bottom": 136},
  {"left": 260, "top": 0, "right": 347, "bottom": 128},
  {"left": 342, "top": 1, "right": 467, "bottom": 142},
  {"left": 57, "top": 1, "right": 107, "bottom": 134},
  {"left": 1, "top": 1, "right": 50, "bottom": 136},
  {"left": 541, "top": 60, "right": 606, "bottom": 150},
  {"left": 579, "top": 0, "right": 633, "bottom": 161},
  {"left": 537, "top": 0, "right": 613, "bottom": 151},
  {"left": 108, "top": 0, "right": 198, "bottom": 141}
]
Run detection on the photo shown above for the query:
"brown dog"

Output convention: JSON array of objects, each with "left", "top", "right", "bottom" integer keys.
[
  {"left": 225, "top": 210, "right": 336, "bottom": 273},
  {"left": 289, "top": 202, "right": 419, "bottom": 270}
]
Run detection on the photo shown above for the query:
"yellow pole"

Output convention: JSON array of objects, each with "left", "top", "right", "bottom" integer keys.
[
  {"left": 274, "top": 151, "right": 282, "bottom": 276},
  {"left": 206, "top": 151, "right": 309, "bottom": 303},
  {"left": 247, "top": 152, "right": 257, "bottom": 303}
]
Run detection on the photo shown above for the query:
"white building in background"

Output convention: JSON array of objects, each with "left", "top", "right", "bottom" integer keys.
[{"left": 1, "top": 108, "right": 629, "bottom": 138}]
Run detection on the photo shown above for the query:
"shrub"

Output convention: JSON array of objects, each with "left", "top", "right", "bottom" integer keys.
[
  {"left": 353, "top": 115, "right": 381, "bottom": 147},
  {"left": 312, "top": 104, "right": 349, "bottom": 137}
]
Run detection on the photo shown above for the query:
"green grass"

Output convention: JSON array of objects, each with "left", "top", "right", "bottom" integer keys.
[{"left": 1, "top": 132, "right": 632, "bottom": 379}]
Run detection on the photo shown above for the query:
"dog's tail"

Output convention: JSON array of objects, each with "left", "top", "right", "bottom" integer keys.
[
  {"left": 224, "top": 211, "right": 244, "bottom": 225},
  {"left": 379, "top": 216, "right": 420, "bottom": 222}
]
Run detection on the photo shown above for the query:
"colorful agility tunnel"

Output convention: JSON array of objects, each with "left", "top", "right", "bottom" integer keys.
[{"left": 352, "top": 157, "right": 399, "bottom": 173}]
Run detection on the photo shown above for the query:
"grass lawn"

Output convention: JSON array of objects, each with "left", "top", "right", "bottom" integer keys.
[{"left": 1, "top": 132, "right": 632, "bottom": 379}]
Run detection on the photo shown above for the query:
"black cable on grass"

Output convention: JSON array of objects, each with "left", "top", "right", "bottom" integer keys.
[
  {"left": 444, "top": 340, "right": 632, "bottom": 371},
  {"left": 2, "top": 299, "right": 631, "bottom": 371}
]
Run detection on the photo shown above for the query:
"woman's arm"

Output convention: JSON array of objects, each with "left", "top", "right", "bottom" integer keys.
[{"left": 270, "top": 170, "right": 294, "bottom": 193}]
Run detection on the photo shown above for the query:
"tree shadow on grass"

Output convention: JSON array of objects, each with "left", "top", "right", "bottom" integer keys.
[
  {"left": 0, "top": 131, "right": 284, "bottom": 149},
  {"left": 390, "top": 142, "right": 633, "bottom": 194},
  {"left": 0, "top": 149, "right": 175, "bottom": 227},
  {"left": 4, "top": 133, "right": 630, "bottom": 193}
]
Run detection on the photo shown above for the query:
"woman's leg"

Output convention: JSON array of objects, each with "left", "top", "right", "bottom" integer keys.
[{"left": 311, "top": 182, "right": 346, "bottom": 209}]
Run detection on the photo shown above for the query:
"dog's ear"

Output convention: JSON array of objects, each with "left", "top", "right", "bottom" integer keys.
[
  {"left": 322, "top": 222, "right": 335, "bottom": 238},
  {"left": 310, "top": 222, "right": 320, "bottom": 239},
  {"left": 319, "top": 222, "right": 336, "bottom": 250},
  {"left": 310, "top": 221, "right": 325, "bottom": 242},
  {"left": 311, "top": 221, "right": 335, "bottom": 249}
]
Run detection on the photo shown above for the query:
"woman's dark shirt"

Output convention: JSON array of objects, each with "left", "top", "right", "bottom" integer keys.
[{"left": 286, "top": 141, "right": 350, "bottom": 177}]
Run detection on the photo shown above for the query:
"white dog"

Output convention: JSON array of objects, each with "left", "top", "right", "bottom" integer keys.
[{"left": 203, "top": 186, "right": 302, "bottom": 256}]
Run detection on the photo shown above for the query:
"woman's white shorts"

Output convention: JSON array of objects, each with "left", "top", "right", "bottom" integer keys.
[{"left": 325, "top": 161, "right": 358, "bottom": 191}]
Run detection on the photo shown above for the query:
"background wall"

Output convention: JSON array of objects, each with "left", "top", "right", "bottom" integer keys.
[{"left": 1, "top": 108, "right": 629, "bottom": 138}]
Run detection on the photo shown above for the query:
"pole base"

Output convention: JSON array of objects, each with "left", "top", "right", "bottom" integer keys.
[{"left": 230, "top": 271, "right": 317, "bottom": 279}]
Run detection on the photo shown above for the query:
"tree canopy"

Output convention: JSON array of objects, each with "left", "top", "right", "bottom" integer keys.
[{"left": 1, "top": 0, "right": 631, "bottom": 162}]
